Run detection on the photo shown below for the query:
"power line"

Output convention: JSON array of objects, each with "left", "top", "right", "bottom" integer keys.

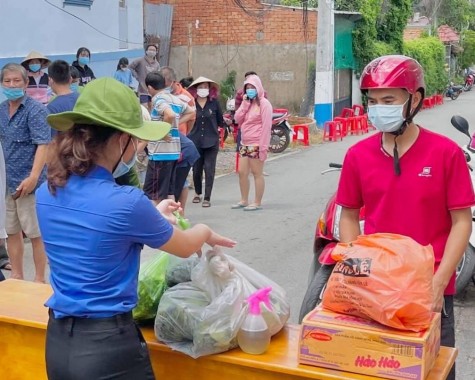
[{"left": 43, "top": 0, "right": 143, "bottom": 46}]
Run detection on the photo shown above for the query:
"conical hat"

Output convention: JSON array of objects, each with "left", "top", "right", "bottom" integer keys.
[
  {"left": 21, "top": 51, "right": 50, "bottom": 69},
  {"left": 188, "top": 76, "right": 219, "bottom": 90}
]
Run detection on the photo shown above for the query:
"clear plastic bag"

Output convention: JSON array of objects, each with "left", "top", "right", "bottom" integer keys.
[{"left": 155, "top": 248, "right": 290, "bottom": 358}]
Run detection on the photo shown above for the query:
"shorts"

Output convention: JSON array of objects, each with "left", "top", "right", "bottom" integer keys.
[
  {"left": 239, "top": 145, "right": 259, "bottom": 159},
  {"left": 139, "top": 95, "right": 151, "bottom": 104},
  {"left": 6, "top": 194, "right": 41, "bottom": 238},
  {"left": 143, "top": 160, "right": 177, "bottom": 201}
]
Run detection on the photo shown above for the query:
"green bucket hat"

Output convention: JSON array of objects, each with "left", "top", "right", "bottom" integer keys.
[{"left": 47, "top": 78, "right": 170, "bottom": 141}]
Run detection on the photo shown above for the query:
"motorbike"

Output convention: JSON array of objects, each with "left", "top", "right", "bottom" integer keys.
[
  {"left": 450, "top": 115, "right": 475, "bottom": 295},
  {"left": 464, "top": 74, "right": 474, "bottom": 92},
  {"left": 298, "top": 163, "right": 365, "bottom": 323},
  {"left": 445, "top": 83, "right": 464, "bottom": 100},
  {"left": 223, "top": 99, "right": 292, "bottom": 154},
  {"left": 269, "top": 108, "right": 292, "bottom": 153}
]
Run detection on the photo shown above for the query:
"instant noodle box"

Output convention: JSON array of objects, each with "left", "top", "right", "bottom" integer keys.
[{"left": 299, "top": 307, "right": 441, "bottom": 380}]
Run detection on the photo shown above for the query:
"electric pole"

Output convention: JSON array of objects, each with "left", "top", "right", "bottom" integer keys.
[{"left": 314, "top": 0, "right": 334, "bottom": 127}]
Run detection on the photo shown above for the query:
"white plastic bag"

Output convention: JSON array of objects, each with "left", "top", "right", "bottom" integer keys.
[{"left": 155, "top": 248, "right": 290, "bottom": 358}]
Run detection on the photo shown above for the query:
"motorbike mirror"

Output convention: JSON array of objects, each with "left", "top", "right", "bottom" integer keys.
[{"left": 451, "top": 115, "right": 471, "bottom": 138}]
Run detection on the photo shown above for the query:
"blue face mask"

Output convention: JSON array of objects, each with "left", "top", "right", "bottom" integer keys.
[
  {"left": 78, "top": 56, "right": 90, "bottom": 66},
  {"left": 246, "top": 88, "right": 257, "bottom": 99},
  {"left": 29, "top": 64, "right": 41, "bottom": 73},
  {"left": 367, "top": 100, "right": 408, "bottom": 133},
  {"left": 2, "top": 87, "right": 25, "bottom": 101},
  {"left": 70, "top": 83, "right": 79, "bottom": 92},
  {"left": 112, "top": 139, "right": 137, "bottom": 178}
]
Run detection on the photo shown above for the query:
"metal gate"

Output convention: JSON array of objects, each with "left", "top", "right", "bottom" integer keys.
[{"left": 144, "top": 3, "right": 173, "bottom": 67}]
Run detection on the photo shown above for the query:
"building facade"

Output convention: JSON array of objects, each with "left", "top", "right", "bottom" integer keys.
[{"left": 0, "top": 0, "right": 145, "bottom": 86}]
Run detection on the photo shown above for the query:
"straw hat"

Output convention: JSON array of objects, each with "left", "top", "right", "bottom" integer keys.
[
  {"left": 188, "top": 76, "right": 219, "bottom": 90},
  {"left": 48, "top": 78, "right": 171, "bottom": 141},
  {"left": 21, "top": 51, "right": 50, "bottom": 69}
]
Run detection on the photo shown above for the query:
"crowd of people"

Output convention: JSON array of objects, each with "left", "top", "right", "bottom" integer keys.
[{"left": 0, "top": 45, "right": 273, "bottom": 280}]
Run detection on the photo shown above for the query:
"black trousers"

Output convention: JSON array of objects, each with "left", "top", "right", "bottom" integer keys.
[
  {"left": 441, "top": 295, "right": 455, "bottom": 380},
  {"left": 174, "top": 164, "right": 192, "bottom": 201},
  {"left": 193, "top": 145, "right": 219, "bottom": 200},
  {"left": 46, "top": 310, "right": 155, "bottom": 380}
]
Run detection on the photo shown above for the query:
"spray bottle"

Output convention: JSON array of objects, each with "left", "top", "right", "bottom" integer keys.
[{"left": 237, "top": 287, "right": 272, "bottom": 354}]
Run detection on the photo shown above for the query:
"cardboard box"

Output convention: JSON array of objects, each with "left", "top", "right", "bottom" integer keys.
[{"left": 299, "top": 308, "right": 440, "bottom": 380}]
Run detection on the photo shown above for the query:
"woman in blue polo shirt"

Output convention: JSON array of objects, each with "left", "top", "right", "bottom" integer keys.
[{"left": 37, "top": 78, "right": 236, "bottom": 380}]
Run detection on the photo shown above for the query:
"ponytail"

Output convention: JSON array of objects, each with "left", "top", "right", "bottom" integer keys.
[{"left": 47, "top": 124, "right": 119, "bottom": 194}]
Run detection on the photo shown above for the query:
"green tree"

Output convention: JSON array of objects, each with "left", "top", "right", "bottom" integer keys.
[
  {"left": 438, "top": 0, "right": 475, "bottom": 31},
  {"left": 404, "top": 37, "right": 447, "bottom": 95},
  {"left": 352, "top": 0, "right": 383, "bottom": 72},
  {"left": 460, "top": 30, "right": 475, "bottom": 68},
  {"left": 279, "top": 0, "right": 362, "bottom": 10},
  {"left": 280, "top": 0, "right": 318, "bottom": 7},
  {"left": 377, "top": 0, "right": 413, "bottom": 52}
]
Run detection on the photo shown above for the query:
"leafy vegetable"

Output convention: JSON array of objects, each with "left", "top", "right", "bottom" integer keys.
[{"left": 133, "top": 252, "right": 170, "bottom": 321}]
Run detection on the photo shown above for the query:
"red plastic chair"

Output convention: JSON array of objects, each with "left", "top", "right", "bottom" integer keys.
[
  {"left": 352, "top": 104, "right": 365, "bottom": 116},
  {"left": 323, "top": 121, "right": 343, "bottom": 142},
  {"left": 292, "top": 125, "right": 310, "bottom": 146},
  {"left": 340, "top": 108, "right": 354, "bottom": 118},
  {"left": 334, "top": 117, "right": 349, "bottom": 137},
  {"left": 346, "top": 116, "right": 365, "bottom": 136},
  {"left": 355, "top": 115, "right": 369, "bottom": 133}
]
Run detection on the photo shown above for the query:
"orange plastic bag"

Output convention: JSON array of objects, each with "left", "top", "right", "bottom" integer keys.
[{"left": 321, "top": 233, "right": 434, "bottom": 332}]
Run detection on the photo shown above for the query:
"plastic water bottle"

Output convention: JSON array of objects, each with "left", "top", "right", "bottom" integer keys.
[{"left": 237, "top": 287, "right": 272, "bottom": 355}]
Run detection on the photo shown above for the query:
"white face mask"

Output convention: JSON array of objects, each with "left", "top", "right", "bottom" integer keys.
[
  {"left": 197, "top": 88, "right": 209, "bottom": 98},
  {"left": 367, "top": 100, "right": 409, "bottom": 133}
]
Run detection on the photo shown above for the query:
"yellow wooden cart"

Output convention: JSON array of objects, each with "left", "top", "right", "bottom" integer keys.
[{"left": 0, "top": 279, "right": 456, "bottom": 380}]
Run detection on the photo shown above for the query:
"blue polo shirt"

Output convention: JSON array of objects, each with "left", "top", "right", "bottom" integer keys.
[
  {"left": 36, "top": 166, "right": 174, "bottom": 318},
  {"left": 0, "top": 96, "right": 51, "bottom": 193}
]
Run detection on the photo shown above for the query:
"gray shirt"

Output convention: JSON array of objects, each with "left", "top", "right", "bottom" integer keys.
[{"left": 129, "top": 56, "right": 161, "bottom": 96}]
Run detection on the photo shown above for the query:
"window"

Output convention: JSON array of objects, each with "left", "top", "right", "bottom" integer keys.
[{"left": 63, "top": 0, "right": 94, "bottom": 8}]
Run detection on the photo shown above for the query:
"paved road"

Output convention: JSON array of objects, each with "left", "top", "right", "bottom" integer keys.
[{"left": 4, "top": 90, "right": 475, "bottom": 378}]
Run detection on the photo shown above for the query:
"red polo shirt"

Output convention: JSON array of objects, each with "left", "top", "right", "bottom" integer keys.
[{"left": 336, "top": 127, "right": 475, "bottom": 294}]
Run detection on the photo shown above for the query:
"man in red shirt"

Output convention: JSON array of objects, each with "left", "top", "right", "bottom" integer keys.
[{"left": 336, "top": 55, "right": 475, "bottom": 380}]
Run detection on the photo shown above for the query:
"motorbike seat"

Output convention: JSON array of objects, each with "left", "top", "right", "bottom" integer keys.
[
  {"left": 272, "top": 112, "right": 285, "bottom": 119},
  {"left": 453, "top": 85, "right": 463, "bottom": 91}
]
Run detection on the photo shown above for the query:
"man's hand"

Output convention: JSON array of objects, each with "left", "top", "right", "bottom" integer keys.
[
  {"left": 17, "top": 175, "right": 39, "bottom": 197},
  {"left": 432, "top": 279, "right": 445, "bottom": 312}
]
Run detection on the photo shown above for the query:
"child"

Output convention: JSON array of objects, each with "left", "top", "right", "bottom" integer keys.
[
  {"left": 69, "top": 66, "right": 82, "bottom": 93},
  {"left": 114, "top": 57, "right": 134, "bottom": 88}
]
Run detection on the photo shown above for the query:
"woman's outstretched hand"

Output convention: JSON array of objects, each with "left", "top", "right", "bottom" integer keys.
[
  {"left": 207, "top": 230, "right": 237, "bottom": 248},
  {"left": 156, "top": 199, "right": 182, "bottom": 224}
]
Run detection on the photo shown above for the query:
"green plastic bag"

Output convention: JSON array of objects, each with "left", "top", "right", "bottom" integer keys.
[
  {"left": 133, "top": 211, "right": 191, "bottom": 321},
  {"left": 133, "top": 252, "right": 170, "bottom": 321}
]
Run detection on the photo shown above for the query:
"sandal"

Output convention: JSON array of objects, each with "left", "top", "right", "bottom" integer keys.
[
  {"left": 243, "top": 204, "right": 262, "bottom": 211},
  {"left": 192, "top": 195, "right": 202, "bottom": 203},
  {"left": 0, "top": 258, "right": 11, "bottom": 271},
  {"left": 231, "top": 202, "right": 247, "bottom": 209},
  {"left": 202, "top": 200, "right": 211, "bottom": 208}
]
